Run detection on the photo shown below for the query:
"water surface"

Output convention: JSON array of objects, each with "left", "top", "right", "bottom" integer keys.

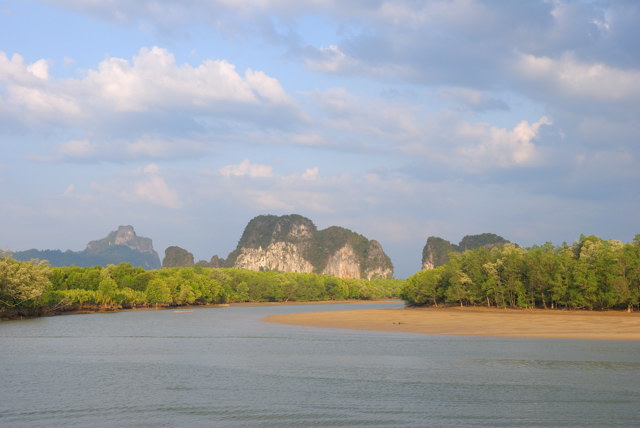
[{"left": 1, "top": 302, "right": 638, "bottom": 427}]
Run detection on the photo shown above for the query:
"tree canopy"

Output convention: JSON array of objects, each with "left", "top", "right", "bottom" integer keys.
[{"left": 404, "top": 235, "right": 640, "bottom": 311}]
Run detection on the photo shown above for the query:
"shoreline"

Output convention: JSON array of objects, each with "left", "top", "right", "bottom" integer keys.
[
  {"left": 0, "top": 299, "right": 399, "bottom": 321},
  {"left": 263, "top": 306, "right": 640, "bottom": 341}
]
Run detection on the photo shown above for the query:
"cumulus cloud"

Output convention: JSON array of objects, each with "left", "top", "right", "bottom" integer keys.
[
  {"left": 0, "top": 47, "right": 296, "bottom": 119},
  {"left": 456, "top": 116, "right": 552, "bottom": 170},
  {"left": 514, "top": 52, "right": 640, "bottom": 107},
  {"left": 84, "top": 47, "right": 295, "bottom": 112},
  {"left": 0, "top": 52, "right": 82, "bottom": 123},
  {"left": 0, "top": 47, "right": 302, "bottom": 163}
]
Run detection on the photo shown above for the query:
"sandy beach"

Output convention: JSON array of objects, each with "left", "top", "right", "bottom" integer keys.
[{"left": 264, "top": 306, "right": 640, "bottom": 340}]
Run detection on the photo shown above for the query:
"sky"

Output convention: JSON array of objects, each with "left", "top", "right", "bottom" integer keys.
[{"left": 1, "top": 0, "right": 639, "bottom": 278}]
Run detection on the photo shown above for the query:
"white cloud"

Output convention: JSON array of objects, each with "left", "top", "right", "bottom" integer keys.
[
  {"left": 26, "top": 59, "right": 50, "bottom": 80},
  {"left": 456, "top": 116, "right": 552, "bottom": 170},
  {"left": 0, "top": 53, "right": 82, "bottom": 121},
  {"left": 515, "top": 53, "right": 640, "bottom": 104},
  {"left": 302, "top": 167, "right": 319, "bottom": 180},
  {"left": 219, "top": 159, "right": 274, "bottom": 178},
  {"left": 84, "top": 46, "right": 295, "bottom": 112},
  {"left": 0, "top": 47, "right": 301, "bottom": 162},
  {"left": 304, "top": 45, "right": 354, "bottom": 73}
]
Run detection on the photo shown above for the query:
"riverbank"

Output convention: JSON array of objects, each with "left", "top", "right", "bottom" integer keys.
[
  {"left": 263, "top": 306, "right": 640, "bottom": 340},
  {"left": 0, "top": 299, "right": 399, "bottom": 321}
]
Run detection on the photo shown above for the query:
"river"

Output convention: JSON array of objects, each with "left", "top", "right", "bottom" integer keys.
[{"left": 1, "top": 302, "right": 639, "bottom": 427}]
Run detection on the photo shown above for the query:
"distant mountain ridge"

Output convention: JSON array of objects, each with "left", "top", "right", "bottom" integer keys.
[
  {"left": 422, "top": 233, "right": 511, "bottom": 269},
  {"left": 12, "top": 226, "right": 161, "bottom": 269}
]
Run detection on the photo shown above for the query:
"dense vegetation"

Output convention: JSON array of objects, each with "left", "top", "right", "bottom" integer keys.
[
  {"left": 0, "top": 258, "right": 403, "bottom": 318},
  {"left": 404, "top": 235, "right": 640, "bottom": 311},
  {"left": 4, "top": 233, "right": 639, "bottom": 319}
]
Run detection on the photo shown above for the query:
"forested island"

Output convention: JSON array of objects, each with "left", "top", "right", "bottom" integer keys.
[{"left": 403, "top": 234, "right": 640, "bottom": 311}]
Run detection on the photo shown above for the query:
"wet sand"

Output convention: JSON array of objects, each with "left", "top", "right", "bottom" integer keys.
[{"left": 264, "top": 306, "right": 640, "bottom": 340}]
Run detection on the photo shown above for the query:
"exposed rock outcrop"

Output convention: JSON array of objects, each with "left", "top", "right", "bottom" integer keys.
[
  {"left": 422, "top": 233, "right": 511, "bottom": 270},
  {"left": 322, "top": 244, "right": 361, "bottom": 278},
  {"left": 226, "top": 214, "right": 394, "bottom": 279},
  {"left": 86, "top": 225, "right": 155, "bottom": 254},
  {"left": 234, "top": 241, "right": 314, "bottom": 273}
]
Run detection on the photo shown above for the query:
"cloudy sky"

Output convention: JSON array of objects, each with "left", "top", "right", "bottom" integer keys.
[{"left": 1, "top": 0, "right": 638, "bottom": 277}]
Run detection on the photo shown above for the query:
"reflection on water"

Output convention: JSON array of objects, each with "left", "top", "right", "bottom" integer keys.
[{"left": 1, "top": 302, "right": 639, "bottom": 427}]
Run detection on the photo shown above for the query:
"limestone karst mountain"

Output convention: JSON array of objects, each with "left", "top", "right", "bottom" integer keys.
[
  {"left": 422, "top": 233, "right": 511, "bottom": 269},
  {"left": 10, "top": 218, "right": 393, "bottom": 277},
  {"left": 162, "top": 246, "right": 195, "bottom": 268},
  {"left": 223, "top": 214, "right": 394, "bottom": 279}
]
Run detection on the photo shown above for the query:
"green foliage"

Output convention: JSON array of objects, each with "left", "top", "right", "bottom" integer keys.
[
  {"left": 400, "top": 267, "right": 444, "bottom": 306},
  {"left": 1, "top": 258, "right": 402, "bottom": 316},
  {"left": 145, "top": 278, "right": 172, "bottom": 304},
  {"left": 0, "top": 258, "right": 51, "bottom": 308},
  {"left": 404, "top": 234, "right": 640, "bottom": 311},
  {"left": 98, "top": 269, "right": 118, "bottom": 303}
]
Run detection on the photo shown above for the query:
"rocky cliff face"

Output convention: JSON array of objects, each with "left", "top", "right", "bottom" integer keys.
[
  {"left": 234, "top": 241, "right": 314, "bottom": 273},
  {"left": 322, "top": 244, "right": 361, "bottom": 278},
  {"left": 86, "top": 225, "right": 155, "bottom": 254},
  {"left": 226, "top": 214, "right": 394, "bottom": 279},
  {"left": 422, "top": 233, "right": 511, "bottom": 270},
  {"left": 83, "top": 225, "right": 161, "bottom": 269}
]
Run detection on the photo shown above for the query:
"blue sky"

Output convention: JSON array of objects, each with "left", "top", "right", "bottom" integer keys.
[{"left": 1, "top": 0, "right": 639, "bottom": 277}]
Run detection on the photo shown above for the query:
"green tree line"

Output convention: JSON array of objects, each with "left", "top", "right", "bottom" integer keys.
[
  {"left": 1, "top": 258, "right": 403, "bottom": 317},
  {"left": 402, "top": 235, "right": 640, "bottom": 311}
]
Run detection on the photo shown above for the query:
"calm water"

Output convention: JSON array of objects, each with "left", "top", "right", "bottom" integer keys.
[{"left": 1, "top": 302, "right": 639, "bottom": 427}]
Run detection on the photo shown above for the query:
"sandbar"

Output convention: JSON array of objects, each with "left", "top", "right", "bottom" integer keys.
[{"left": 264, "top": 306, "right": 640, "bottom": 340}]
